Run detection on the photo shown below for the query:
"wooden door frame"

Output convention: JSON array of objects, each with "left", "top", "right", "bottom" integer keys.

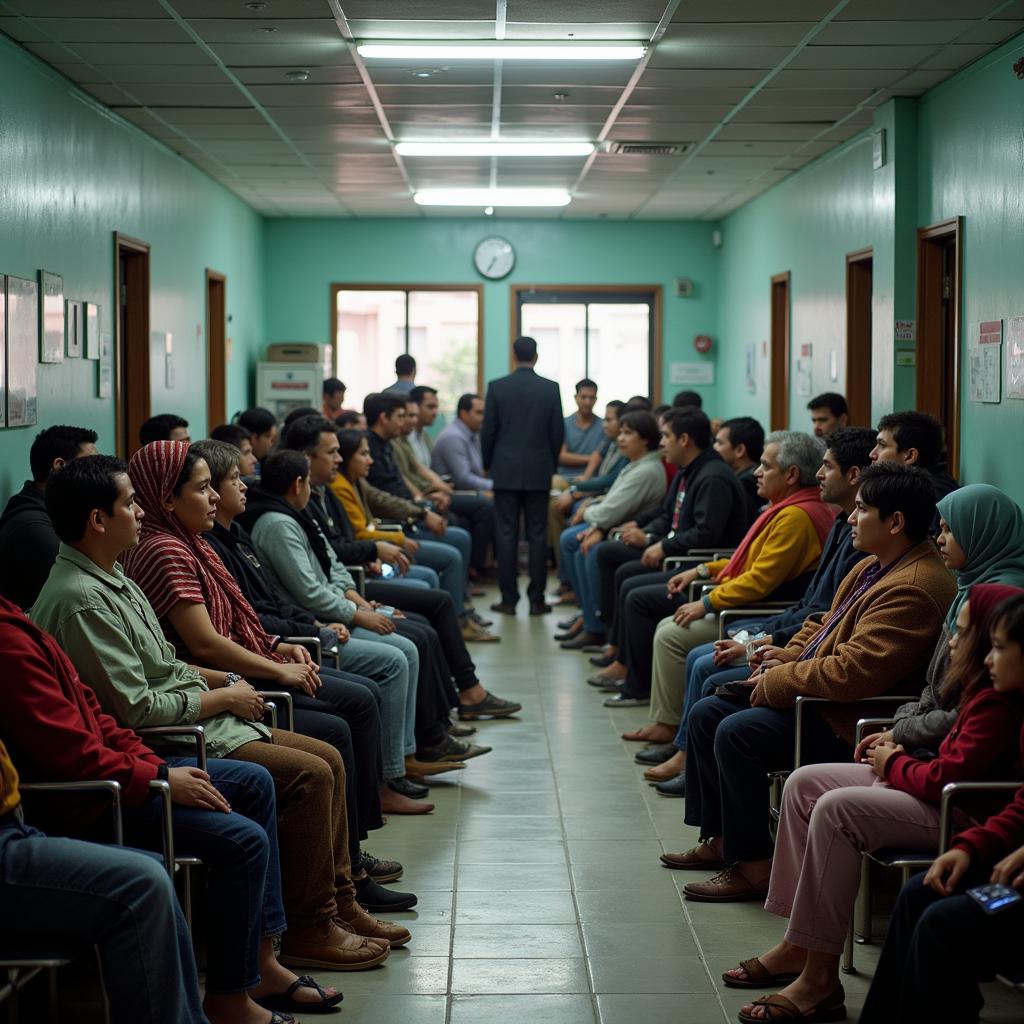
[
  {"left": 845, "top": 247, "right": 874, "bottom": 427},
  {"left": 770, "top": 272, "right": 791, "bottom": 430},
  {"left": 113, "top": 233, "right": 151, "bottom": 459},
  {"left": 509, "top": 283, "right": 663, "bottom": 404},
  {"left": 206, "top": 269, "right": 227, "bottom": 430},
  {"left": 329, "top": 283, "right": 485, "bottom": 396},
  {"left": 915, "top": 217, "right": 962, "bottom": 478}
]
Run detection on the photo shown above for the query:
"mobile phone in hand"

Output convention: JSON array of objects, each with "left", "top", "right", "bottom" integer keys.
[{"left": 967, "top": 883, "right": 1023, "bottom": 914}]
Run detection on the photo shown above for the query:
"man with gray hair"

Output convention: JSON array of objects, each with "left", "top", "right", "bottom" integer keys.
[{"left": 623, "top": 431, "right": 834, "bottom": 736}]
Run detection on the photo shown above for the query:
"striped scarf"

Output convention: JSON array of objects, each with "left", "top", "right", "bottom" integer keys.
[{"left": 123, "top": 441, "right": 279, "bottom": 661}]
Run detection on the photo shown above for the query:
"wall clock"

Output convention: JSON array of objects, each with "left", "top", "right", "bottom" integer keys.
[{"left": 473, "top": 236, "right": 516, "bottom": 280}]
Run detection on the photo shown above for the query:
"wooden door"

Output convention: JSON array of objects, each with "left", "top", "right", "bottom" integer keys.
[
  {"left": 114, "top": 233, "right": 151, "bottom": 458},
  {"left": 206, "top": 270, "right": 227, "bottom": 430},
  {"left": 770, "top": 272, "right": 791, "bottom": 430},
  {"left": 845, "top": 249, "right": 873, "bottom": 427}
]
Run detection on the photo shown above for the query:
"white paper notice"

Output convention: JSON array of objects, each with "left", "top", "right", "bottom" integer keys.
[
  {"left": 1006, "top": 316, "right": 1024, "bottom": 400},
  {"left": 968, "top": 320, "right": 1002, "bottom": 403}
]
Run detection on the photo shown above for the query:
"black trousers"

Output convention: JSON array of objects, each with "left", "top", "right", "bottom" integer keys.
[
  {"left": 255, "top": 666, "right": 383, "bottom": 863},
  {"left": 860, "top": 870, "right": 1024, "bottom": 1024},
  {"left": 494, "top": 489, "right": 550, "bottom": 607},
  {"left": 618, "top": 572, "right": 678, "bottom": 697},
  {"left": 366, "top": 581, "right": 479, "bottom": 691},
  {"left": 449, "top": 493, "right": 495, "bottom": 571},
  {"left": 683, "top": 696, "right": 850, "bottom": 862},
  {"left": 391, "top": 614, "right": 457, "bottom": 749},
  {"left": 595, "top": 544, "right": 658, "bottom": 644}
]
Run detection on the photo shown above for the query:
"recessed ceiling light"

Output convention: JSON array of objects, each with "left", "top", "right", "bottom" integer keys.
[
  {"left": 258, "top": 26, "right": 277, "bottom": 33},
  {"left": 358, "top": 42, "right": 644, "bottom": 61},
  {"left": 414, "top": 188, "right": 571, "bottom": 207},
  {"left": 286, "top": 70, "right": 310, "bottom": 81},
  {"left": 396, "top": 140, "right": 593, "bottom": 157},
  {"left": 244, "top": 1, "right": 267, "bottom": 10}
]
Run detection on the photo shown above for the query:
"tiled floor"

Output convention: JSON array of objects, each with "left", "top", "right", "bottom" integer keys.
[{"left": 323, "top": 581, "right": 1024, "bottom": 1024}]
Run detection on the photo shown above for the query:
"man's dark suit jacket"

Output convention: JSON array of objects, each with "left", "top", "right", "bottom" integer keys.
[{"left": 481, "top": 366, "right": 564, "bottom": 491}]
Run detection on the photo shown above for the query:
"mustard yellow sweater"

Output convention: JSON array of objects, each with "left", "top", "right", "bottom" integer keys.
[
  {"left": 331, "top": 474, "right": 407, "bottom": 546},
  {"left": 0, "top": 740, "right": 20, "bottom": 816}
]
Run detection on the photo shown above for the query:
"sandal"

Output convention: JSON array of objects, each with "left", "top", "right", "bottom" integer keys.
[
  {"left": 256, "top": 975, "right": 344, "bottom": 1013},
  {"left": 737, "top": 985, "right": 845, "bottom": 1023},
  {"left": 722, "top": 956, "right": 800, "bottom": 989}
]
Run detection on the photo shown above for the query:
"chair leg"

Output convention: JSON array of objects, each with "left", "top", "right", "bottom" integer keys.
[
  {"left": 855, "top": 855, "right": 873, "bottom": 944},
  {"left": 46, "top": 966, "right": 58, "bottom": 1024},
  {"left": 841, "top": 918, "right": 856, "bottom": 975}
]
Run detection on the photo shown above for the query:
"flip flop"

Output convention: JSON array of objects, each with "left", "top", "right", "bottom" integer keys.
[
  {"left": 722, "top": 956, "right": 801, "bottom": 989},
  {"left": 256, "top": 975, "right": 344, "bottom": 1013},
  {"left": 737, "top": 985, "right": 845, "bottom": 1022}
]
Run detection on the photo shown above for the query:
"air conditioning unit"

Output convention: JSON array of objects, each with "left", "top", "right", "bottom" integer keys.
[{"left": 604, "top": 141, "right": 689, "bottom": 156}]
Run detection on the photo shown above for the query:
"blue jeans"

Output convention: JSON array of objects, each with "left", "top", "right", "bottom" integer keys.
[
  {"left": 0, "top": 811, "right": 208, "bottom": 1024},
  {"left": 559, "top": 522, "right": 589, "bottom": 592},
  {"left": 573, "top": 544, "right": 605, "bottom": 635},
  {"left": 412, "top": 526, "right": 470, "bottom": 610},
  {"left": 123, "top": 757, "right": 284, "bottom": 995}
]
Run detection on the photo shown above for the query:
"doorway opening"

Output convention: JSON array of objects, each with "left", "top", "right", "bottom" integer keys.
[
  {"left": 845, "top": 249, "right": 873, "bottom": 427},
  {"left": 916, "top": 218, "right": 962, "bottom": 478},
  {"left": 206, "top": 270, "right": 227, "bottom": 430},
  {"left": 770, "top": 272, "right": 791, "bottom": 430},
  {"left": 114, "top": 233, "right": 151, "bottom": 459}
]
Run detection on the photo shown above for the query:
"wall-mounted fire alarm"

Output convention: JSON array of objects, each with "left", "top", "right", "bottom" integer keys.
[
  {"left": 694, "top": 334, "right": 713, "bottom": 354},
  {"left": 676, "top": 278, "right": 694, "bottom": 297}
]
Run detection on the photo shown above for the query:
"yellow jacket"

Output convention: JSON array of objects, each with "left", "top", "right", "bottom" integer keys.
[
  {"left": 331, "top": 474, "right": 407, "bottom": 546},
  {"left": 705, "top": 505, "right": 822, "bottom": 610},
  {"left": 0, "top": 739, "right": 20, "bottom": 817}
]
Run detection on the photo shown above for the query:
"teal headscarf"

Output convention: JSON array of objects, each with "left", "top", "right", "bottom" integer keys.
[{"left": 937, "top": 484, "right": 1024, "bottom": 633}]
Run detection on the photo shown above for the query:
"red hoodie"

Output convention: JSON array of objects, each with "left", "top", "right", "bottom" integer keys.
[{"left": 0, "top": 596, "right": 164, "bottom": 807}]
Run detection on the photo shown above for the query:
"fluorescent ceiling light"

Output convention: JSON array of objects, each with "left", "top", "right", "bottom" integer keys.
[
  {"left": 357, "top": 42, "right": 645, "bottom": 61},
  {"left": 396, "top": 141, "right": 594, "bottom": 157},
  {"left": 414, "top": 188, "right": 571, "bottom": 207}
]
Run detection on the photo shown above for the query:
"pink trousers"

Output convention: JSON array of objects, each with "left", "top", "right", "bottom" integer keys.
[{"left": 764, "top": 763, "right": 942, "bottom": 955}]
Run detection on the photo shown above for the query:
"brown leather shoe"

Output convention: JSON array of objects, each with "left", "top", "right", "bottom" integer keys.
[
  {"left": 643, "top": 761, "right": 681, "bottom": 782},
  {"left": 337, "top": 900, "right": 412, "bottom": 949},
  {"left": 279, "top": 919, "right": 390, "bottom": 971},
  {"left": 683, "top": 864, "right": 770, "bottom": 902},
  {"left": 659, "top": 840, "right": 726, "bottom": 871},
  {"left": 404, "top": 755, "right": 467, "bottom": 776}
]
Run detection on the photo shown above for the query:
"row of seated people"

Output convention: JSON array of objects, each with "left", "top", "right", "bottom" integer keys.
[
  {"left": 0, "top": 409, "right": 527, "bottom": 1021},
  {"left": 546, "top": 394, "right": 1024, "bottom": 1021}
]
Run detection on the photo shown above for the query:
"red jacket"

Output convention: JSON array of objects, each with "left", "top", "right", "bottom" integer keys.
[
  {"left": 953, "top": 718, "right": 1024, "bottom": 865},
  {"left": 0, "top": 596, "right": 164, "bottom": 807},
  {"left": 883, "top": 686, "right": 1024, "bottom": 804}
]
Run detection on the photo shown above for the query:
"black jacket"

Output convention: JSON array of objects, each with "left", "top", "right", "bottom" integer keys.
[
  {"left": 929, "top": 465, "right": 959, "bottom": 535},
  {"left": 366, "top": 431, "right": 415, "bottom": 500},
  {"left": 0, "top": 483, "right": 59, "bottom": 610},
  {"left": 306, "top": 484, "right": 378, "bottom": 567},
  {"left": 636, "top": 449, "right": 751, "bottom": 556},
  {"left": 736, "top": 466, "right": 762, "bottom": 526},
  {"left": 205, "top": 520, "right": 319, "bottom": 639},
  {"left": 481, "top": 367, "right": 564, "bottom": 491}
]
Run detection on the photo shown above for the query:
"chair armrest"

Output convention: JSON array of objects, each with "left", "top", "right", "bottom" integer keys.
[
  {"left": 451, "top": 490, "right": 481, "bottom": 496},
  {"left": 148, "top": 779, "right": 175, "bottom": 876},
  {"left": 687, "top": 548, "right": 736, "bottom": 560},
  {"left": 939, "top": 781, "right": 1022, "bottom": 852},
  {"left": 345, "top": 565, "right": 366, "bottom": 597},
  {"left": 376, "top": 522, "right": 404, "bottom": 533},
  {"left": 719, "top": 605, "right": 798, "bottom": 639},
  {"left": 662, "top": 556, "right": 704, "bottom": 573},
  {"left": 136, "top": 725, "right": 207, "bottom": 772},
  {"left": 258, "top": 690, "right": 294, "bottom": 731},
  {"left": 854, "top": 717, "right": 898, "bottom": 745},
  {"left": 19, "top": 780, "right": 124, "bottom": 845},
  {"left": 794, "top": 695, "right": 914, "bottom": 768},
  {"left": 283, "top": 635, "right": 321, "bottom": 667},
  {"left": 689, "top": 580, "right": 720, "bottom": 602}
]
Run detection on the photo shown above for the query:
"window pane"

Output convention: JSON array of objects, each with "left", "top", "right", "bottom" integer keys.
[
  {"left": 586, "top": 302, "right": 650, "bottom": 403},
  {"left": 408, "top": 291, "right": 479, "bottom": 417},
  {"left": 335, "top": 290, "right": 406, "bottom": 411},
  {"left": 520, "top": 302, "right": 587, "bottom": 416}
]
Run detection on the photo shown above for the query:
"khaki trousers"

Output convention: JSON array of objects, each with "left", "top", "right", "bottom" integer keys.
[
  {"left": 649, "top": 614, "right": 720, "bottom": 726},
  {"left": 231, "top": 728, "right": 351, "bottom": 931}
]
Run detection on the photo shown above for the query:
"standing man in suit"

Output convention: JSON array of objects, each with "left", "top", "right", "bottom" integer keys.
[{"left": 482, "top": 336, "right": 564, "bottom": 616}]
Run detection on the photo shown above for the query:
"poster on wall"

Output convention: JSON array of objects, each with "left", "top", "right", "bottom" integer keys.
[
  {"left": 97, "top": 331, "right": 112, "bottom": 399},
  {"left": 1006, "top": 315, "right": 1024, "bottom": 400},
  {"left": 744, "top": 342, "right": 756, "bottom": 393},
  {"left": 85, "top": 303, "right": 100, "bottom": 360},
  {"left": 39, "top": 271, "right": 64, "bottom": 364},
  {"left": 66, "top": 300, "right": 83, "bottom": 358},
  {"left": 0, "top": 276, "right": 6, "bottom": 428},
  {"left": 968, "top": 320, "right": 1002, "bottom": 403},
  {"left": 7, "top": 275, "right": 39, "bottom": 427}
]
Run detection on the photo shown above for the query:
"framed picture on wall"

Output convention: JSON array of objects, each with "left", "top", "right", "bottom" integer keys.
[
  {"left": 0, "top": 275, "right": 6, "bottom": 429},
  {"left": 66, "top": 299, "right": 83, "bottom": 358},
  {"left": 97, "top": 330, "right": 112, "bottom": 399},
  {"left": 39, "top": 270, "right": 64, "bottom": 363},
  {"left": 85, "top": 302, "right": 100, "bottom": 360},
  {"left": 7, "top": 274, "right": 39, "bottom": 427}
]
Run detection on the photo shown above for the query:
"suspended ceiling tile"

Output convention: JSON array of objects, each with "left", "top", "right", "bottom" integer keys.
[
  {"left": 4, "top": 0, "right": 167, "bottom": 15},
  {"left": 365, "top": 64, "right": 492, "bottom": 86},
  {"left": 629, "top": 86, "right": 754, "bottom": 105},
  {"left": 919, "top": 44, "right": 1000, "bottom": 69},
  {"left": 78, "top": 83, "right": 137, "bottom": 105},
  {"left": 247, "top": 83, "right": 370, "bottom": 105},
  {"left": 134, "top": 105, "right": 265, "bottom": 122},
  {"left": 499, "top": 63, "right": 636, "bottom": 86},
  {"left": 0, "top": 16, "right": 53, "bottom": 42},
  {"left": 232, "top": 64, "right": 362, "bottom": 85},
  {"left": 817, "top": 121, "right": 870, "bottom": 142},
  {"left": 638, "top": 67, "right": 766, "bottom": 88},
  {"left": 493, "top": 105, "right": 611, "bottom": 124},
  {"left": 186, "top": 17, "right": 340, "bottom": 44},
  {"left": 994, "top": 0, "right": 1024, "bottom": 17},
  {"left": 753, "top": 86, "right": 877, "bottom": 106},
  {"left": 702, "top": 139, "right": 804, "bottom": 157},
  {"left": 650, "top": 43, "right": 793, "bottom": 69},
  {"left": 671, "top": 0, "right": 836, "bottom": 21},
  {"left": 715, "top": 122, "right": 830, "bottom": 141},
  {"left": 103, "top": 83, "right": 253, "bottom": 105},
  {"left": 10, "top": 17, "right": 191, "bottom": 43},
  {"left": 894, "top": 67, "right": 955, "bottom": 90},
  {"left": 508, "top": 0, "right": 669, "bottom": 20},
  {"left": 770, "top": 67, "right": 904, "bottom": 88},
  {"left": 815, "top": 19, "right": 980, "bottom": 45},
  {"left": 342, "top": 1, "right": 495, "bottom": 18},
  {"left": 51, "top": 62, "right": 232, "bottom": 84},
  {"left": 836, "top": 0, "right": 999, "bottom": 18},
  {"left": 789, "top": 44, "right": 941, "bottom": 68},
  {"left": 264, "top": 105, "right": 381, "bottom": 124},
  {"left": 25, "top": 40, "right": 212, "bottom": 63},
  {"left": 199, "top": 40, "right": 348, "bottom": 64},
  {"left": 348, "top": 19, "right": 494, "bottom": 40},
  {"left": 499, "top": 84, "right": 630, "bottom": 104},
  {"left": 506, "top": 22, "right": 658, "bottom": 40},
  {"left": 731, "top": 104, "right": 850, "bottom": 121},
  {"left": 606, "top": 122, "right": 716, "bottom": 141},
  {"left": 955, "top": 20, "right": 1024, "bottom": 44},
  {"left": 171, "top": 0, "right": 333, "bottom": 17},
  {"left": 660, "top": 21, "right": 815, "bottom": 45},
  {"left": 376, "top": 83, "right": 497, "bottom": 104}
]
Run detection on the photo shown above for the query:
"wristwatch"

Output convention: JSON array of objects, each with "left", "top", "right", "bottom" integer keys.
[
  {"left": 696, "top": 563, "right": 711, "bottom": 579},
  {"left": 224, "top": 672, "right": 243, "bottom": 687}
]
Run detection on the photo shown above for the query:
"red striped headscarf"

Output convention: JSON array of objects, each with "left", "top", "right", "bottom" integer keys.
[{"left": 122, "top": 441, "right": 280, "bottom": 661}]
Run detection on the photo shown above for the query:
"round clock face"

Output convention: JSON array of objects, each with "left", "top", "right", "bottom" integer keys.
[{"left": 474, "top": 236, "right": 516, "bottom": 280}]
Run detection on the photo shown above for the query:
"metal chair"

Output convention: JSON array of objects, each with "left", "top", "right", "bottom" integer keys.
[
  {"left": 345, "top": 565, "right": 366, "bottom": 597},
  {"left": 284, "top": 632, "right": 339, "bottom": 670}
]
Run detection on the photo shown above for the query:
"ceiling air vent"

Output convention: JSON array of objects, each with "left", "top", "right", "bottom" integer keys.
[{"left": 605, "top": 141, "right": 688, "bottom": 156}]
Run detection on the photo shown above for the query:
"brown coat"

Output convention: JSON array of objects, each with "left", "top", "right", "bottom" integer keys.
[{"left": 760, "top": 540, "right": 956, "bottom": 736}]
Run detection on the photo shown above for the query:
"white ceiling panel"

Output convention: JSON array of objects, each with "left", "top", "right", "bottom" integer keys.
[{"left": 1, "top": 0, "right": 1018, "bottom": 219}]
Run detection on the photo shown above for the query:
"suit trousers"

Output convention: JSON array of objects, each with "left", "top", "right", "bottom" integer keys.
[
  {"left": 617, "top": 573, "right": 680, "bottom": 698},
  {"left": 860, "top": 871, "right": 1024, "bottom": 1024},
  {"left": 494, "top": 489, "right": 550, "bottom": 606},
  {"left": 596, "top": 544, "right": 651, "bottom": 644},
  {"left": 449, "top": 492, "right": 495, "bottom": 571},
  {"left": 683, "top": 697, "right": 851, "bottom": 863}
]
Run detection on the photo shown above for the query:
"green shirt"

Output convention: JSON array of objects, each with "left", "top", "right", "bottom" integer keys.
[{"left": 30, "top": 544, "right": 269, "bottom": 758}]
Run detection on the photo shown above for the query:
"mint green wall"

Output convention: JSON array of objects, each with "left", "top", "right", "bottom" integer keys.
[
  {"left": 0, "top": 35, "right": 264, "bottom": 502},
  {"left": 261, "top": 218, "right": 720, "bottom": 403},
  {"left": 917, "top": 36, "right": 1024, "bottom": 505}
]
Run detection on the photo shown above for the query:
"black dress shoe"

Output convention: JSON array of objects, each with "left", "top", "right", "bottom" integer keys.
[
  {"left": 560, "top": 631, "right": 606, "bottom": 650},
  {"left": 490, "top": 601, "right": 517, "bottom": 615},
  {"left": 589, "top": 653, "right": 614, "bottom": 667},
  {"left": 654, "top": 772, "right": 686, "bottom": 797},
  {"left": 387, "top": 776, "right": 430, "bottom": 799},
  {"left": 557, "top": 616, "right": 580, "bottom": 630},
  {"left": 634, "top": 744, "right": 678, "bottom": 766},
  {"left": 529, "top": 603, "right": 553, "bottom": 615},
  {"left": 355, "top": 875, "right": 418, "bottom": 911}
]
